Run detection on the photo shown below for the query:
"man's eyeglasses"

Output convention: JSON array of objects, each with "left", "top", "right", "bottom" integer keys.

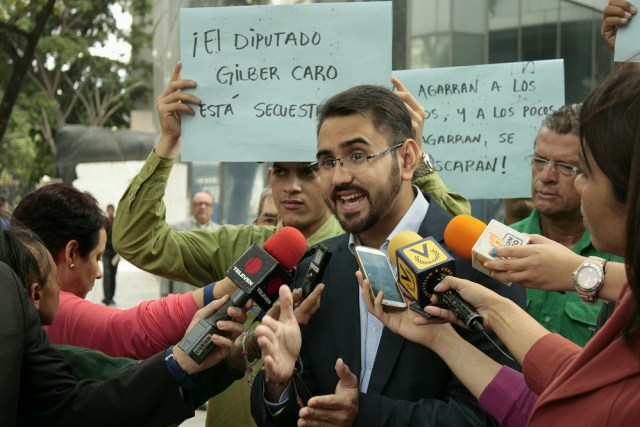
[
  {"left": 528, "top": 155, "right": 582, "bottom": 177},
  {"left": 309, "top": 141, "right": 405, "bottom": 174},
  {"left": 192, "top": 201, "right": 213, "bottom": 208},
  {"left": 256, "top": 214, "right": 278, "bottom": 226}
]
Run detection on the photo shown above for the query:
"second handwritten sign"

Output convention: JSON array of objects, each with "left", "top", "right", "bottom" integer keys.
[{"left": 395, "top": 59, "right": 564, "bottom": 199}]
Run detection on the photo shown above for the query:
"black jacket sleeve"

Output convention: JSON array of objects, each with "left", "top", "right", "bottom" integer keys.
[{"left": 0, "top": 262, "right": 196, "bottom": 427}]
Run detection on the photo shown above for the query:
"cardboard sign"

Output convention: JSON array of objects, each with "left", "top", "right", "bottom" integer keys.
[{"left": 179, "top": 2, "right": 391, "bottom": 162}]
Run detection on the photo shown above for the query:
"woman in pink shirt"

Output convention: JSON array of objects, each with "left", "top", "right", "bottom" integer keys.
[{"left": 12, "top": 183, "right": 211, "bottom": 359}]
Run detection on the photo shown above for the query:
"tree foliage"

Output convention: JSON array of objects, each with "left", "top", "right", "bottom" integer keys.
[{"left": 0, "top": 0, "right": 151, "bottom": 201}]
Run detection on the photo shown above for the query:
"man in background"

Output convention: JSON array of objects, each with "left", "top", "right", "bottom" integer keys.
[
  {"left": 253, "top": 186, "right": 278, "bottom": 227},
  {"left": 502, "top": 198, "right": 534, "bottom": 225},
  {"left": 174, "top": 191, "right": 220, "bottom": 231},
  {"left": 101, "top": 204, "right": 119, "bottom": 305},
  {"left": 511, "top": 104, "right": 623, "bottom": 346},
  {"left": 160, "top": 191, "right": 222, "bottom": 296}
]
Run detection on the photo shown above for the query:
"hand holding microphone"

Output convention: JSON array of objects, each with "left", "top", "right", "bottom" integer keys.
[
  {"left": 179, "top": 226, "right": 307, "bottom": 364},
  {"left": 388, "top": 231, "right": 483, "bottom": 331},
  {"left": 388, "top": 230, "right": 513, "bottom": 361},
  {"left": 422, "top": 276, "right": 506, "bottom": 333},
  {"left": 484, "top": 233, "right": 585, "bottom": 291},
  {"left": 173, "top": 294, "right": 248, "bottom": 375}
]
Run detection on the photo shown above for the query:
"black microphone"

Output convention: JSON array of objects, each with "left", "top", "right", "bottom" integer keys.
[
  {"left": 300, "top": 244, "right": 332, "bottom": 298},
  {"left": 179, "top": 226, "right": 307, "bottom": 364},
  {"left": 388, "top": 231, "right": 483, "bottom": 331}
]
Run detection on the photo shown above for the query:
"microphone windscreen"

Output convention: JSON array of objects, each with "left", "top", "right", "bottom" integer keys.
[
  {"left": 388, "top": 231, "right": 422, "bottom": 265},
  {"left": 444, "top": 214, "right": 487, "bottom": 260},
  {"left": 263, "top": 226, "right": 307, "bottom": 270}
]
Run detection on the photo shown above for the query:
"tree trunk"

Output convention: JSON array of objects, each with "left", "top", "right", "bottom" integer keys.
[{"left": 0, "top": 0, "right": 57, "bottom": 146}]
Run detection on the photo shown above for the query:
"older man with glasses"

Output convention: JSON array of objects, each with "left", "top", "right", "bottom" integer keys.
[
  {"left": 511, "top": 104, "right": 623, "bottom": 346},
  {"left": 174, "top": 191, "right": 220, "bottom": 231},
  {"left": 160, "top": 191, "right": 221, "bottom": 297}
]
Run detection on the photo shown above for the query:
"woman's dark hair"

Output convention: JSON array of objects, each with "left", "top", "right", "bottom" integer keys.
[
  {"left": 0, "top": 228, "right": 43, "bottom": 290},
  {"left": 580, "top": 62, "right": 640, "bottom": 345},
  {"left": 12, "top": 183, "right": 108, "bottom": 259}
]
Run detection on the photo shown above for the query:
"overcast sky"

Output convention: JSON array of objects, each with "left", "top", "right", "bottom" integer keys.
[{"left": 89, "top": 3, "right": 132, "bottom": 62}]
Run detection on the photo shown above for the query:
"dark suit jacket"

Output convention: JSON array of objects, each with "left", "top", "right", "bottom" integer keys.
[
  {"left": 251, "top": 194, "right": 525, "bottom": 426},
  {"left": 0, "top": 261, "right": 196, "bottom": 426}
]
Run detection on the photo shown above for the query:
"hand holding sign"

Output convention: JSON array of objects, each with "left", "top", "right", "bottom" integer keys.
[
  {"left": 602, "top": 0, "right": 637, "bottom": 51},
  {"left": 156, "top": 63, "right": 200, "bottom": 159}
]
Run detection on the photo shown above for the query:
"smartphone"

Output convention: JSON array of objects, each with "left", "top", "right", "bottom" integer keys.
[{"left": 355, "top": 245, "right": 407, "bottom": 308}]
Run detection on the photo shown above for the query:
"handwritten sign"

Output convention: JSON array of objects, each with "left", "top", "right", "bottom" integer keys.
[
  {"left": 394, "top": 60, "right": 564, "bottom": 199},
  {"left": 614, "top": 0, "right": 640, "bottom": 63},
  {"left": 179, "top": 3, "right": 391, "bottom": 162}
]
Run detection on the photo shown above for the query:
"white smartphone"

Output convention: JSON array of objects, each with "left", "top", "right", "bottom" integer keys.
[{"left": 355, "top": 245, "right": 407, "bottom": 308}]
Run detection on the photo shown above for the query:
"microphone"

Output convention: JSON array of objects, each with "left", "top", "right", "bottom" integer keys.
[
  {"left": 179, "top": 226, "right": 307, "bottom": 363},
  {"left": 388, "top": 231, "right": 483, "bottom": 331},
  {"left": 389, "top": 230, "right": 515, "bottom": 361},
  {"left": 444, "top": 214, "right": 530, "bottom": 285}
]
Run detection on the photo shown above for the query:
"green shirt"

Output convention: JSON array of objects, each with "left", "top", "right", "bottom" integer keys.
[
  {"left": 54, "top": 344, "right": 243, "bottom": 408},
  {"left": 511, "top": 209, "right": 624, "bottom": 346},
  {"left": 54, "top": 344, "right": 138, "bottom": 381}
]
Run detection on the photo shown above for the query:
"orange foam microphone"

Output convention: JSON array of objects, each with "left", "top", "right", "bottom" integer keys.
[
  {"left": 443, "top": 214, "right": 487, "bottom": 261},
  {"left": 444, "top": 214, "right": 530, "bottom": 284}
]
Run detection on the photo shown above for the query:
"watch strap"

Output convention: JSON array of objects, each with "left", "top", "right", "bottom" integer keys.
[
  {"left": 164, "top": 346, "right": 194, "bottom": 390},
  {"left": 412, "top": 153, "right": 436, "bottom": 179}
]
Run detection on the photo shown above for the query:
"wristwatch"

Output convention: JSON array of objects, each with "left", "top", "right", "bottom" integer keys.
[
  {"left": 413, "top": 152, "right": 436, "bottom": 179},
  {"left": 573, "top": 256, "right": 607, "bottom": 304}
]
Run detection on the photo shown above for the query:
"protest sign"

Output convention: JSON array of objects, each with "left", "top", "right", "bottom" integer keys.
[
  {"left": 179, "top": 2, "right": 391, "bottom": 162},
  {"left": 395, "top": 59, "right": 565, "bottom": 199}
]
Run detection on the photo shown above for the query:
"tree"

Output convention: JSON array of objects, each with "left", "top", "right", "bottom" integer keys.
[
  {"left": 0, "top": 0, "right": 151, "bottom": 198},
  {"left": 0, "top": 0, "right": 57, "bottom": 146}
]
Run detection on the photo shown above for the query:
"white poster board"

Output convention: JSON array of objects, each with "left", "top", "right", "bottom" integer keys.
[
  {"left": 179, "top": 2, "right": 392, "bottom": 162},
  {"left": 394, "top": 59, "right": 565, "bottom": 199}
]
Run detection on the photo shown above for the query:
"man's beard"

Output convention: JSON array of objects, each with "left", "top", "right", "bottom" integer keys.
[{"left": 325, "top": 161, "right": 401, "bottom": 234}]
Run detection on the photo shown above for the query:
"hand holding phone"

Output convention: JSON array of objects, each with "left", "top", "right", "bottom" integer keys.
[{"left": 355, "top": 246, "right": 407, "bottom": 309}]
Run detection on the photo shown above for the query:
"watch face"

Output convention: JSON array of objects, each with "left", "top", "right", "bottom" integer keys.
[{"left": 576, "top": 265, "right": 601, "bottom": 291}]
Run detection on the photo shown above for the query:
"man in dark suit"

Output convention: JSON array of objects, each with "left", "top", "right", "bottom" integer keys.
[
  {"left": 0, "top": 260, "right": 245, "bottom": 426},
  {"left": 250, "top": 85, "right": 524, "bottom": 426}
]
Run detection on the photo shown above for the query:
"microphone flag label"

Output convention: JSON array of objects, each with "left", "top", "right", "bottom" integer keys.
[
  {"left": 396, "top": 237, "right": 455, "bottom": 308},
  {"left": 471, "top": 219, "right": 530, "bottom": 285},
  {"left": 226, "top": 244, "right": 293, "bottom": 309}
]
